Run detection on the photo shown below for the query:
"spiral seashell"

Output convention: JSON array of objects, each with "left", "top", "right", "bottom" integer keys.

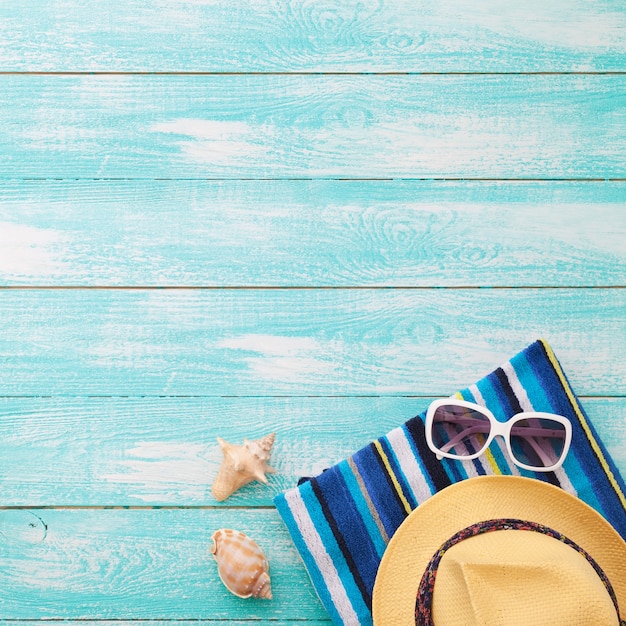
[
  {"left": 210, "top": 529, "right": 272, "bottom": 599},
  {"left": 211, "top": 433, "right": 276, "bottom": 501}
]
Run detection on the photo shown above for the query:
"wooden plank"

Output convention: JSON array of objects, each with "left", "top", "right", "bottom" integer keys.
[
  {"left": 0, "top": 396, "right": 623, "bottom": 508},
  {"left": 1, "top": 180, "right": 625, "bottom": 287},
  {"left": 1, "top": 623, "right": 331, "bottom": 625},
  {"left": 0, "top": 396, "right": 424, "bottom": 506},
  {"left": 0, "top": 508, "right": 328, "bottom": 620},
  {"left": 1, "top": 1, "right": 625, "bottom": 72},
  {"left": 1, "top": 75, "right": 624, "bottom": 179},
  {"left": 0, "top": 288, "right": 624, "bottom": 396},
  {"left": 2, "top": 618, "right": 332, "bottom": 626}
]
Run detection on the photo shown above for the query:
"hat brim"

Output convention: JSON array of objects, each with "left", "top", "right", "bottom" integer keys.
[{"left": 372, "top": 475, "right": 626, "bottom": 625}]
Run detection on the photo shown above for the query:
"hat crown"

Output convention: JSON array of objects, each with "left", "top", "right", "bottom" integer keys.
[
  {"left": 372, "top": 476, "right": 626, "bottom": 626},
  {"left": 433, "top": 530, "right": 619, "bottom": 626}
]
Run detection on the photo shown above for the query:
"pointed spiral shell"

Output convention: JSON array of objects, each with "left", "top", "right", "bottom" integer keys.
[
  {"left": 210, "top": 529, "right": 272, "bottom": 600},
  {"left": 211, "top": 433, "right": 276, "bottom": 501}
]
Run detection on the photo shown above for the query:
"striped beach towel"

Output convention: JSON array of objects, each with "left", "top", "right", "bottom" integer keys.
[{"left": 274, "top": 339, "right": 626, "bottom": 626}]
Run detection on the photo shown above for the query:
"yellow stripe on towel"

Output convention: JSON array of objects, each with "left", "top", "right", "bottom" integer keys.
[
  {"left": 541, "top": 339, "right": 626, "bottom": 510},
  {"left": 373, "top": 440, "right": 413, "bottom": 515}
]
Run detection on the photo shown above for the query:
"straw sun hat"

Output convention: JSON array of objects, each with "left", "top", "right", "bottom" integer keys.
[{"left": 372, "top": 475, "right": 626, "bottom": 626}]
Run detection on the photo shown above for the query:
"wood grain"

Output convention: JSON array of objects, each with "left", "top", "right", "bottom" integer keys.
[
  {"left": 1, "top": 0, "right": 625, "bottom": 72},
  {"left": 0, "top": 396, "right": 623, "bottom": 507},
  {"left": 1, "top": 75, "right": 624, "bottom": 179},
  {"left": 0, "top": 288, "right": 624, "bottom": 397},
  {"left": 1, "top": 623, "right": 331, "bottom": 625},
  {"left": 2, "top": 1, "right": 626, "bottom": 623},
  {"left": 0, "top": 396, "right": 420, "bottom": 506},
  {"left": 0, "top": 508, "right": 328, "bottom": 620},
  {"left": 1, "top": 180, "right": 624, "bottom": 287}
]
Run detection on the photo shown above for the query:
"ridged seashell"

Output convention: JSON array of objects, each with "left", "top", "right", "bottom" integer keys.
[
  {"left": 210, "top": 528, "right": 272, "bottom": 599},
  {"left": 211, "top": 433, "right": 276, "bottom": 501}
]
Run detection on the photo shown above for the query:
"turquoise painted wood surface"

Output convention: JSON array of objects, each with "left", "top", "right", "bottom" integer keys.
[
  {"left": 0, "top": 289, "right": 625, "bottom": 396},
  {"left": 1, "top": 0, "right": 625, "bottom": 72},
  {"left": 0, "top": 397, "right": 624, "bottom": 507},
  {"left": 0, "top": 181, "right": 625, "bottom": 286},
  {"left": 1, "top": 75, "right": 625, "bottom": 179},
  {"left": 1, "top": 2, "right": 625, "bottom": 625},
  {"left": 0, "top": 509, "right": 328, "bottom": 620}
]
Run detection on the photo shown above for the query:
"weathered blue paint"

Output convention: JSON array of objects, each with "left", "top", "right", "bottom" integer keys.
[
  {"left": 0, "top": 508, "right": 330, "bottom": 620},
  {"left": 0, "top": 396, "right": 424, "bottom": 506},
  {"left": 0, "top": 396, "right": 623, "bottom": 508},
  {"left": 1, "top": 1, "right": 625, "bottom": 624},
  {"left": 1, "top": 0, "right": 625, "bottom": 72},
  {"left": 0, "top": 289, "right": 624, "bottom": 397},
  {"left": 0, "top": 180, "right": 624, "bottom": 287},
  {"left": 0, "top": 75, "right": 624, "bottom": 179}
]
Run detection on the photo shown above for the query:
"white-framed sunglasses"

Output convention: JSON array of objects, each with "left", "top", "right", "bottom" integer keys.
[{"left": 425, "top": 398, "right": 572, "bottom": 472}]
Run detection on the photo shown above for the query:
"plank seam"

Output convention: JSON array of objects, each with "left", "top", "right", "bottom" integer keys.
[
  {"left": 0, "top": 286, "right": 624, "bottom": 290},
  {"left": 0, "top": 394, "right": 621, "bottom": 399},
  {"left": 1, "top": 71, "right": 626, "bottom": 76},
  {"left": 5, "top": 178, "right": 626, "bottom": 183}
]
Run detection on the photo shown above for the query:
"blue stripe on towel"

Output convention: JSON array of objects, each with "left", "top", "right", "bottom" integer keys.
[
  {"left": 300, "top": 478, "right": 371, "bottom": 623},
  {"left": 311, "top": 465, "right": 381, "bottom": 607},
  {"left": 337, "top": 460, "right": 388, "bottom": 559},
  {"left": 274, "top": 490, "right": 345, "bottom": 625},
  {"left": 351, "top": 443, "right": 407, "bottom": 537},
  {"left": 531, "top": 340, "right": 626, "bottom": 536}
]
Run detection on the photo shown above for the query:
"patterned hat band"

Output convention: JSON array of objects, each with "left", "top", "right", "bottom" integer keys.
[{"left": 414, "top": 518, "right": 625, "bottom": 626}]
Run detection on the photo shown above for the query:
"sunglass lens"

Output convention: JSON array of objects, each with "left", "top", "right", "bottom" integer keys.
[
  {"left": 431, "top": 405, "right": 491, "bottom": 458},
  {"left": 509, "top": 418, "right": 567, "bottom": 469}
]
